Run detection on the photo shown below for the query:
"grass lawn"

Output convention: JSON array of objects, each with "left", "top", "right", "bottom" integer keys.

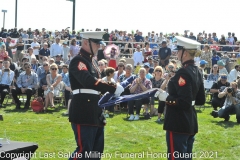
[{"left": 0, "top": 101, "right": 239, "bottom": 160}]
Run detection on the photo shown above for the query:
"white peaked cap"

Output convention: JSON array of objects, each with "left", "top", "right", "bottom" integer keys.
[
  {"left": 81, "top": 31, "right": 105, "bottom": 40},
  {"left": 175, "top": 36, "right": 201, "bottom": 50}
]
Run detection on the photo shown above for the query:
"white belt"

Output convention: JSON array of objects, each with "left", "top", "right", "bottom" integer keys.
[
  {"left": 192, "top": 101, "right": 195, "bottom": 106},
  {"left": 72, "top": 89, "right": 100, "bottom": 95}
]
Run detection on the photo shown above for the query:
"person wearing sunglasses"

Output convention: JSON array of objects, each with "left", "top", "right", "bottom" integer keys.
[
  {"left": 45, "top": 63, "right": 62, "bottom": 110},
  {"left": 12, "top": 62, "right": 38, "bottom": 109},
  {"left": 156, "top": 36, "right": 205, "bottom": 159},
  {"left": 98, "top": 60, "right": 106, "bottom": 78},
  {"left": 68, "top": 31, "right": 123, "bottom": 160}
]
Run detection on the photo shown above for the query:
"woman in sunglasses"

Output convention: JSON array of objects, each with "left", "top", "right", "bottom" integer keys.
[
  {"left": 44, "top": 63, "right": 62, "bottom": 110},
  {"left": 150, "top": 66, "right": 165, "bottom": 120}
]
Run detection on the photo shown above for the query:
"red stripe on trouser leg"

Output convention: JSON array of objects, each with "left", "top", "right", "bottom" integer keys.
[
  {"left": 74, "top": 124, "right": 82, "bottom": 160},
  {"left": 169, "top": 131, "right": 175, "bottom": 160}
]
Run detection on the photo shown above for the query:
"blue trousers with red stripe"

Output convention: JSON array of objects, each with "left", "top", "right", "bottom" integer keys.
[
  {"left": 166, "top": 131, "right": 195, "bottom": 160},
  {"left": 69, "top": 124, "right": 104, "bottom": 160}
]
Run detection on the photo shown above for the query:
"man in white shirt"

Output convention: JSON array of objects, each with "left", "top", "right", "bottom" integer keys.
[
  {"left": 133, "top": 45, "right": 144, "bottom": 67},
  {"left": 30, "top": 37, "right": 40, "bottom": 60},
  {"left": 50, "top": 37, "right": 64, "bottom": 58},
  {"left": 228, "top": 65, "right": 240, "bottom": 82}
]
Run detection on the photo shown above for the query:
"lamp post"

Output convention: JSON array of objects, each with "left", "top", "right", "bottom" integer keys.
[
  {"left": 2, "top": 10, "right": 7, "bottom": 29},
  {"left": 15, "top": 0, "right": 18, "bottom": 27},
  {"left": 66, "top": 0, "right": 76, "bottom": 30}
]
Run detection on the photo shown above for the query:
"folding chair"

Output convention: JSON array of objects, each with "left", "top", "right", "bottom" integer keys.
[
  {"left": 195, "top": 80, "right": 214, "bottom": 110},
  {"left": 54, "top": 82, "right": 65, "bottom": 107}
]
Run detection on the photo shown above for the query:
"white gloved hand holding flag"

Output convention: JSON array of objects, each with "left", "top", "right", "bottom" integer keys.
[
  {"left": 155, "top": 89, "right": 169, "bottom": 101},
  {"left": 114, "top": 83, "right": 124, "bottom": 97}
]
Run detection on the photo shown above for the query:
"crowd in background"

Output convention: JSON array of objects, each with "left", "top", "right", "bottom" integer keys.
[{"left": 0, "top": 27, "right": 240, "bottom": 122}]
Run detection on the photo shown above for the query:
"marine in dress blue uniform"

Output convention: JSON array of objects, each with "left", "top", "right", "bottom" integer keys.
[
  {"left": 68, "top": 31, "right": 123, "bottom": 160},
  {"left": 157, "top": 36, "right": 205, "bottom": 160}
]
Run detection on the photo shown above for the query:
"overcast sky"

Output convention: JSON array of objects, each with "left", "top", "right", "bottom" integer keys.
[{"left": 1, "top": 0, "right": 240, "bottom": 37}]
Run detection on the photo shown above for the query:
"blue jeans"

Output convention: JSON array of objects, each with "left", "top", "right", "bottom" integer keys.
[
  {"left": 166, "top": 131, "right": 195, "bottom": 160},
  {"left": 69, "top": 124, "right": 104, "bottom": 160},
  {"left": 218, "top": 104, "right": 240, "bottom": 122}
]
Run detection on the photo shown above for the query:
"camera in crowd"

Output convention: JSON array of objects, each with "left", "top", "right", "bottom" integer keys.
[{"left": 227, "top": 87, "right": 233, "bottom": 93}]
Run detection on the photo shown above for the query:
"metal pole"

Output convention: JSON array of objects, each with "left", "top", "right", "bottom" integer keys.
[
  {"left": 3, "top": 12, "right": 5, "bottom": 28},
  {"left": 15, "top": 0, "right": 17, "bottom": 27},
  {"left": 72, "top": 0, "right": 75, "bottom": 30}
]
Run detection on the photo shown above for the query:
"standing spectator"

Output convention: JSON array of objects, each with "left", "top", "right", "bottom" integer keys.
[
  {"left": 227, "top": 32, "right": 235, "bottom": 45},
  {"left": 134, "top": 31, "right": 144, "bottom": 42},
  {"left": 62, "top": 42, "right": 70, "bottom": 63},
  {"left": 212, "top": 32, "right": 218, "bottom": 42},
  {"left": 4, "top": 37, "right": 14, "bottom": 59},
  {"left": 50, "top": 37, "right": 63, "bottom": 58},
  {"left": 97, "top": 43, "right": 106, "bottom": 61},
  {"left": 44, "top": 63, "right": 62, "bottom": 110},
  {"left": 189, "top": 32, "right": 196, "bottom": 40},
  {"left": 10, "top": 28, "right": 20, "bottom": 38},
  {"left": 228, "top": 65, "right": 240, "bottom": 83},
  {"left": 69, "top": 38, "right": 80, "bottom": 60},
  {"left": 39, "top": 43, "right": 50, "bottom": 60},
  {"left": 158, "top": 32, "right": 165, "bottom": 44},
  {"left": 128, "top": 68, "right": 152, "bottom": 121},
  {"left": 1, "top": 29, "right": 9, "bottom": 38},
  {"left": 212, "top": 50, "right": 221, "bottom": 66},
  {"left": 222, "top": 40, "right": 233, "bottom": 52},
  {"left": 133, "top": 45, "right": 144, "bottom": 68},
  {"left": 31, "top": 37, "right": 40, "bottom": 60},
  {"left": 232, "top": 33, "right": 237, "bottom": 42},
  {"left": 200, "top": 45, "right": 212, "bottom": 74},
  {"left": 158, "top": 41, "right": 171, "bottom": 67},
  {"left": 12, "top": 62, "right": 38, "bottom": 109},
  {"left": 207, "top": 33, "right": 213, "bottom": 44},
  {"left": 142, "top": 42, "right": 152, "bottom": 63},
  {"left": 197, "top": 36, "right": 205, "bottom": 50},
  {"left": 219, "top": 35, "right": 226, "bottom": 47},
  {"left": 102, "top": 29, "right": 110, "bottom": 45},
  {"left": 15, "top": 37, "right": 25, "bottom": 62}
]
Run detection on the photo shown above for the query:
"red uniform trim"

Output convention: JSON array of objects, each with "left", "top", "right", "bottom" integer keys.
[
  {"left": 169, "top": 131, "right": 175, "bottom": 160},
  {"left": 74, "top": 124, "right": 82, "bottom": 160}
]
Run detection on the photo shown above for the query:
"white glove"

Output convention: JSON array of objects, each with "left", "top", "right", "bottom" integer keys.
[
  {"left": 154, "top": 90, "right": 160, "bottom": 98},
  {"left": 114, "top": 84, "right": 124, "bottom": 97},
  {"left": 158, "top": 89, "right": 169, "bottom": 101}
]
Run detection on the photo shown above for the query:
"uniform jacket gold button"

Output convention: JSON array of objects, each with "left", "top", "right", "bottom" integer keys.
[{"left": 88, "top": 99, "right": 90, "bottom": 102}]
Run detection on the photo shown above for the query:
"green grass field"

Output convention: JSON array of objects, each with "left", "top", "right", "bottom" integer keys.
[{"left": 0, "top": 101, "right": 239, "bottom": 160}]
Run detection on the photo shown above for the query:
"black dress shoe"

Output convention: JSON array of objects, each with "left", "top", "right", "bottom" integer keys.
[{"left": 16, "top": 102, "right": 22, "bottom": 109}]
